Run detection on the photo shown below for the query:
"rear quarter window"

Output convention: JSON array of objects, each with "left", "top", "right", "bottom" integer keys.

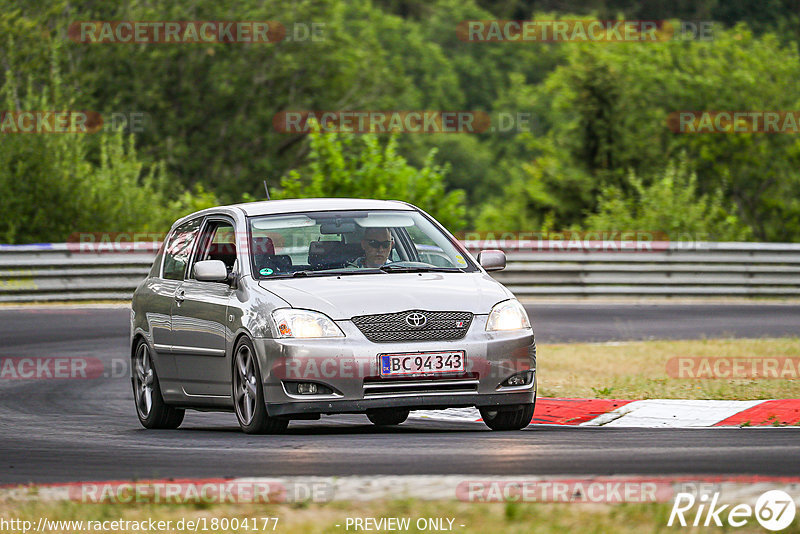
[{"left": 162, "top": 218, "right": 202, "bottom": 280}]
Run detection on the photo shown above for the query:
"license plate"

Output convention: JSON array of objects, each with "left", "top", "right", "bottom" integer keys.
[{"left": 379, "top": 351, "right": 466, "bottom": 377}]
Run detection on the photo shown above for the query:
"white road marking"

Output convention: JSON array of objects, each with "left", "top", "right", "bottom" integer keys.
[
  {"left": 409, "top": 408, "right": 481, "bottom": 422},
  {"left": 582, "top": 399, "right": 766, "bottom": 427}
]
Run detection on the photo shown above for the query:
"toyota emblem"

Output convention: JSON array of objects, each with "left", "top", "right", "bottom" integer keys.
[{"left": 405, "top": 312, "right": 427, "bottom": 328}]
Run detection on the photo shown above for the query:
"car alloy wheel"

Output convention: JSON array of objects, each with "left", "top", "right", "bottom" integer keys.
[
  {"left": 131, "top": 339, "right": 184, "bottom": 429},
  {"left": 231, "top": 337, "right": 288, "bottom": 434},
  {"left": 234, "top": 343, "right": 258, "bottom": 426},
  {"left": 133, "top": 343, "right": 155, "bottom": 419}
]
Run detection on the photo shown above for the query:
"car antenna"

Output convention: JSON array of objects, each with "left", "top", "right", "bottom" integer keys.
[{"left": 263, "top": 180, "right": 271, "bottom": 200}]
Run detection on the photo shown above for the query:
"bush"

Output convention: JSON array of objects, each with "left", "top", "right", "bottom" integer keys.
[{"left": 584, "top": 158, "right": 752, "bottom": 241}]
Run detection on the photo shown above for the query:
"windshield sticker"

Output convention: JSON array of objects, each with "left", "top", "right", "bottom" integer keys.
[
  {"left": 455, "top": 255, "right": 467, "bottom": 266},
  {"left": 259, "top": 267, "right": 274, "bottom": 276}
]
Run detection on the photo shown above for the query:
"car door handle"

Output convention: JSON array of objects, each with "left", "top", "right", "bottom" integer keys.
[{"left": 175, "top": 290, "right": 185, "bottom": 303}]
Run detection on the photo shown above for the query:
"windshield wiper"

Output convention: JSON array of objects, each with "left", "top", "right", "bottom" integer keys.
[
  {"left": 379, "top": 265, "right": 463, "bottom": 273},
  {"left": 290, "top": 268, "right": 384, "bottom": 277},
  {"left": 284, "top": 266, "right": 459, "bottom": 277}
]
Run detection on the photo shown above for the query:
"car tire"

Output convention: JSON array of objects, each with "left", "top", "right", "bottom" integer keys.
[
  {"left": 132, "top": 339, "right": 185, "bottom": 429},
  {"left": 479, "top": 402, "right": 535, "bottom": 431},
  {"left": 366, "top": 408, "right": 410, "bottom": 426},
  {"left": 232, "top": 337, "right": 289, "bottom": 435}
]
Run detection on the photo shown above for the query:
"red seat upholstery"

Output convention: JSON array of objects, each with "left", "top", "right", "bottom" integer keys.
[{"left": 251, "top": 236, "right": 275, "bottom": 255}]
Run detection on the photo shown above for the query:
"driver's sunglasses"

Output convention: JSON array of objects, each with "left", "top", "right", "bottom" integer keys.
[{"left": 366, "top": 239, "right": 392, "bottom": 250}]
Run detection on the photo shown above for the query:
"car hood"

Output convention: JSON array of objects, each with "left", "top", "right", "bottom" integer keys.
[{"left": 258, "top": 272, "right": 512, "bottom": 319}]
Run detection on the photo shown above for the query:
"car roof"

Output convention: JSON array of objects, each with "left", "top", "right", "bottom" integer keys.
[
  {"left": 229, "top": 198, "right": 415, "bottom": 216},
  {"left": 170, "top": 198, "right": 419, "bottom": 230}
]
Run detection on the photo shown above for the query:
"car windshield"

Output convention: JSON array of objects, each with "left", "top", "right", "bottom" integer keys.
[{"left": 248, "top": 209, "right": 476, "bottom": 278}]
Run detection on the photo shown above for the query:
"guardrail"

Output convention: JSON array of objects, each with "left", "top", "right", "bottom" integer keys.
[
  {"left": 464, "top": 240, "right": 800, "bottom": 297},
  {"left": 0, "top": 244, "right": 156, "bottom": 302},
  {"left": 1, "top": 241, "right": 800, "bottom": 302}
]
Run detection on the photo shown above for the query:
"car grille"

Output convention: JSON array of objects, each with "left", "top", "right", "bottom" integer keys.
[{"left": 352, "top": 310, "right": 473, "bottom": 343}]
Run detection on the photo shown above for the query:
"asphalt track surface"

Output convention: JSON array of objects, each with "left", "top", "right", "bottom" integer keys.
[{"left": 1, "top": 304, "right": 799, "bottom": 484}]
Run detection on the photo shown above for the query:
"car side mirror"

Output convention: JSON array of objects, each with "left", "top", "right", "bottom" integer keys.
[
  {"left": 194, "top": 260, "right": 229, "bottom": 282},
  {"left": 477, "top": 249, "right": 506, "bottom": 272}
]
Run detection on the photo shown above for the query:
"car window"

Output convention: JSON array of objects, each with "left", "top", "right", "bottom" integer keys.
[
  {"left": 416, "top": 245, "right": 451, "bottom": 267},
  {"left": 192, "top": 221, "right": 237, "bottom": 276},
  {"left": 248, "top": 210, "right": 476, "bottom": 278},
  {"left": 162, "top": 218, "right": 202, "bottom": 280}
]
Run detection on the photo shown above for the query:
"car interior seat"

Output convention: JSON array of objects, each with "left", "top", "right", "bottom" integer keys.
[
  {"left": 308, "top": 239, "right": 364, "bottom": 270},
  {"left": 251, "top": 236, "right": 292, "bottom": 274}
]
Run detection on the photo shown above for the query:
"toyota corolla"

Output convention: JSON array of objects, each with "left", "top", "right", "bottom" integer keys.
[{"left": 130, "top": 198, "right": 536, "bottom": 433}]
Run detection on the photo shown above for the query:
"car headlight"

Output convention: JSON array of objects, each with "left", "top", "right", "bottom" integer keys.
[
  {"left": 272, "top": 309, "right": 344, "bottom": 339},
  {"left": 486, "top": 299, "right": 531, "bottom": 331}
]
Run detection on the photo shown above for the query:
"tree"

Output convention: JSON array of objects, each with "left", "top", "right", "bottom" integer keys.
[
  {"left": 0, "top": 37, "right": 217, "bottom": 243},
  {"left": 276, "top": 128, "right": 467, "bottom": 230},
  {"left": 480, "top": 23, "right": 800, "bottom": 240}
]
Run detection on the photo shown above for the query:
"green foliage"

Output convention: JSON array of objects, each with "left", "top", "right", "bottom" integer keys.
[
  {"left": 584, "top": 158, "right": 752, "bottom": 241},
  {"left": 165, "top": 185, "right": 222, "bottom": 223},
  {"left": 0, "top": 37, "right": 217, "bottom": 242},
  {"left": 37, "top": 0, "right": 455, "bottom": 201},
  {"left": 3, "top": 1, "right": 800, "bottom": 243},
  {"left": 480, "top": 23, "right": 800, "bottom": 240},
  {"left": 276, "top": 128, "right": 467, "bottom": 230}
]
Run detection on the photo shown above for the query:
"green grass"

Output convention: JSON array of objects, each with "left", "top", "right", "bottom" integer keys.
[{"left": 538, "top": 337, "right": 800, "bottom": 400}]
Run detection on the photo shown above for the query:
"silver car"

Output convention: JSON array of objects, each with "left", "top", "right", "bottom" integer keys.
[{"left": 131, "top": 198, "right": 536, "bottom": 433}]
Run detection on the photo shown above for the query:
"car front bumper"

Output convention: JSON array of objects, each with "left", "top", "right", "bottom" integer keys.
[{"left": 253, "top": 315, "right": 536, "bottom": 417}]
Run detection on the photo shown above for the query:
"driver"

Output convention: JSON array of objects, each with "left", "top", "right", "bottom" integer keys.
[{"left": 351, "top": 227, "right": 394, "bottom": 268}]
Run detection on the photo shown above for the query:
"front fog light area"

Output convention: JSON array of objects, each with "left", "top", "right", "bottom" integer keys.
[
  {"left": 284, "top": 381, "right": 335, "bottom": 395},
  {"left": 298, "top": 383, "right": 317, "bottom": 394},
  {"left": 501, "top": 370, "right": 534, "bottom": 387}
]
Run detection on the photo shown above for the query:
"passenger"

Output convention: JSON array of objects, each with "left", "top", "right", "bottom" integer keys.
[{"left": 351, "top": 227, "right": 394, "bottom": 268}]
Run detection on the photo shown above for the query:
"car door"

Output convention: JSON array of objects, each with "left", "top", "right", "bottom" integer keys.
[
  {"left": 151, "top": 217, "right": 202, "bottom": 392},
  {"left": 170, "top": 217, "right": 236, "bottom": 397}
]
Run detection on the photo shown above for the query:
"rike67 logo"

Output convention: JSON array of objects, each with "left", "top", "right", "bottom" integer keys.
[{"left": 668, "top": 490, "right": 796, "bottom": 531}]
